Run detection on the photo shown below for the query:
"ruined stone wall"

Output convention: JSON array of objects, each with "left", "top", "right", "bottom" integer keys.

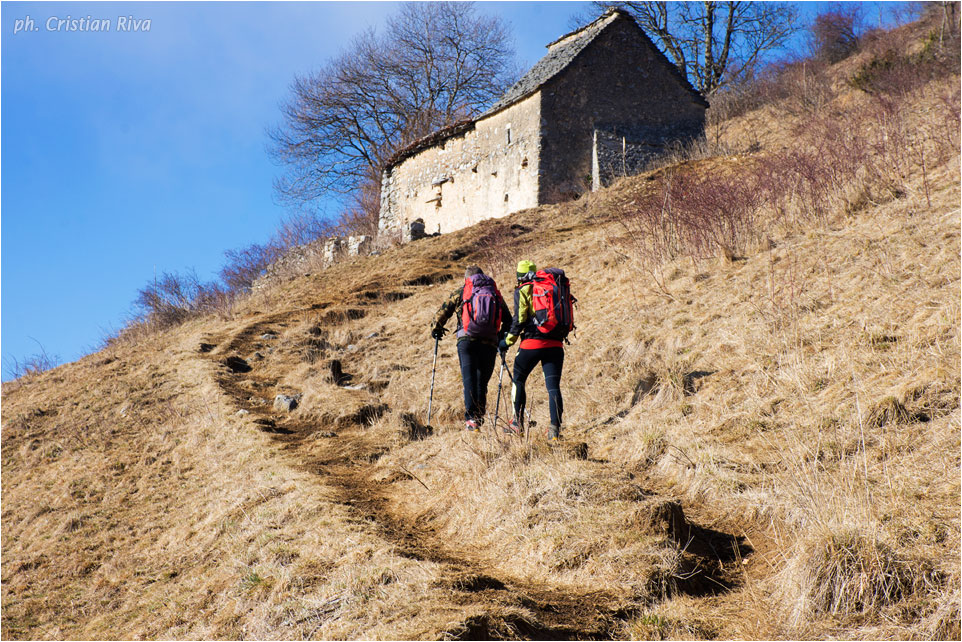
[
  {"left": 252, "top": 235, "right": 373, "bottom": 292},
  {"left": 539, "top": 18, "right": 706, "bottom": 202},
  {"left": 592, "top": 124, "right": 693, "bottom": 189},
  {"left": 379, "top": 93, "right": 542, "bottom": 241}
]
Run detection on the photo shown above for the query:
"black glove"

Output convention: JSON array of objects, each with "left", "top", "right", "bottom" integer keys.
[
  {"left": 498, "top": 338, "right": 509, "bottom": 354},
  {"left": 431, "top": 326, "right": 448, "bottom": 340}
]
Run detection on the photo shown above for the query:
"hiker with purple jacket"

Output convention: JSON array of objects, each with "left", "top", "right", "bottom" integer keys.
[{"left": 431, "top": 266, "right": 511, "bottom": 432}]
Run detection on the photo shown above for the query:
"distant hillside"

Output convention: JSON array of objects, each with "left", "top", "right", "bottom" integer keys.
[{"left": 3, "top": 14, "right": 959, "bottom": 641}]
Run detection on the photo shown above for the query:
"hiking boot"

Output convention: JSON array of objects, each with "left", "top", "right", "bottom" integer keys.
[
  {"left": 465, "top": 419, "right": 480, "bottom": 432},
  {"left": 546, "top": 424, "right": 561, "bottom": 443},
  {"left": 503, "top": 417, "right": 522, "bottom": 435}
]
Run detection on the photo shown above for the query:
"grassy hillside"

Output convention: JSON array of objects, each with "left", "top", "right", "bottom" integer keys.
[{"left": 3, "top": 17, "right": 960, "bottom": 641}]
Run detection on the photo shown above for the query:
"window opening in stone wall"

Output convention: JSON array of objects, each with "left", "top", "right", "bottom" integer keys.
[
  {"left": 504, "top": 193, "right": 509, "bottom": 203},
  {"left": 506, "top": 127, "right": 511, "bottom": 144},
  {"left": 521, "top": 158, "right": 528, "bottom": 168}
]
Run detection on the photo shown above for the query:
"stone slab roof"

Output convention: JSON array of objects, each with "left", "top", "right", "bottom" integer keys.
[
  {"left": 482, "top": 9, "right": 623, "bottom": 115},
  {"left": 384, "top": 8, "right": 708, "bottom": 171},
  {"left": 383, "top": 119, "right": 476, "bottom": 172}
]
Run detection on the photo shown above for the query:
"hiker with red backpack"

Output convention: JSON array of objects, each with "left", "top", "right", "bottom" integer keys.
[
  {"left": 431, "top": 266, "right": 511, "bottom": 432},
  {"left": 499, "top": 260, "right": 575, "bottom": 443}
]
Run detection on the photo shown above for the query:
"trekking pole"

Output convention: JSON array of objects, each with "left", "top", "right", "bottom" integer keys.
[
  {"left": 492, "top": 351, "right": 507, "bottom": 431},
  {"left": 426, "top": 337, "right": 439, "bottom": 429}
]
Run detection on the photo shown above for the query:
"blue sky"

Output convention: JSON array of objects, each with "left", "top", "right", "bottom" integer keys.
[
  {"left": 1, "top": 1, "right": 910, "bottom": 379},
  {"left": 1, "top": 1, "right": 597, "bottom": 377}
]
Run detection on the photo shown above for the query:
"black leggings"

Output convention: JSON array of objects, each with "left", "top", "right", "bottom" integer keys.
[
  {"left": 457, "top": 339, "right": 497, "bottom": 422},
  {"left": 512, "top": 347, "right": 564, "bottom": 428}
]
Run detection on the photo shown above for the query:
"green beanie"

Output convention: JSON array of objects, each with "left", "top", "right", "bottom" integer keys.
[{"left": 516, "top": 259, "right": 536, "bottom": 280}]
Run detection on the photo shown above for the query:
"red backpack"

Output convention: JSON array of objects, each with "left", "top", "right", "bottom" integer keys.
[
  {"left": 461, "top": 274, "right": 502, "bottom": 340},
  {"left": 522, "top": 268, "right": 575, "bottom": 340}
]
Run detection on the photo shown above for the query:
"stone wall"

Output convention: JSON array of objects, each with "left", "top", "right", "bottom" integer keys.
[
  {"left": 378, "top": 93, "right": 542, "bottom": 242},
  {"left": 591, "top": 122, "right": 702, "bottom": 189},
  {"left": 323, "top": 235, "right": 371, "bottom": 265},
  {"left": 252, "top": 235, "right": 373, "bottom": 292},
  {"left": 539, "top": 17, "right": 706, "bottom": 202}
]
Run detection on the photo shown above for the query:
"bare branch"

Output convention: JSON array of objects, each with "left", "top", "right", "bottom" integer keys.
[
  {"left": 595, "top": 1, "right": 799, "bottom": 95},
  {"left": 270, "top": 2, "right": 517, "bottom": 210}
]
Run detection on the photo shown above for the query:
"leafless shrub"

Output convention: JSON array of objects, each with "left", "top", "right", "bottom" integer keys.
[
  {"left": 220, "top": 243, "right": 282, "bottom": 294},
  {"left": 475, "top": 223, "right": 522, "bottom": 278},
  {"left": 704, "top": 61, "right": 797, "bottom": 123},
  {"left": 134, "top": 270, "right": 230, "bottom": 330},
  {"left": 711, "top": 57, "right": 839, "bottom": 123},
  {"left": 810, "top": 5, "right": 861, "bottom": 63},
  {"left": 4, "top": 348, "right": 60, "bottom": 381},
  {"left": 621, "top": 17, "right": 959, "bottom": 286},
  {"left": 779, "top": 60, "right": 836, "bottom": 117},
  {"left": 706, "top": 4, "right": 958, "bottom": 129},
  {"left": 615, "top": 167, "right": 762, "bottom": 285},
  {"left": 850, "top": 50, "right": 919, "bottom": 96},
  {"left": 752, "top": 71, "right": 955, "bottom": 227},
  {"left": 337, "top": 176, "right": 381, "bottom": 238},
  {"left": 762, "top": 150, "right": 833, "bottom": 226},
  {"left": 227, "top": 210, "right": 340, "bottom": 292},
  {"left": 936, "top": 85, "right": 962, "bottom": 158},
  {"left": 274, "top": 210, "right": 336, "bottom": 250},
  {"left": 669, "top": 170, "right": 763, "bottom": 259},
  {"left": 97, "top": 317, "right": 155, "bottom": 352},
  {"left": 850, "top": 18, "right": 960, "bottom": 97}
]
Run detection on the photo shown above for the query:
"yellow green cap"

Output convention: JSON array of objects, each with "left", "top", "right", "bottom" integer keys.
[{"left": 516, "top": 260, "right": 536, "bottom": 277}]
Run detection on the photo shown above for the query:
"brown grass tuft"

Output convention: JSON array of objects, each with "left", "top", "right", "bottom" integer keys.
[{"left": 776, "top": 527, "right": 937, "bottom": 626}]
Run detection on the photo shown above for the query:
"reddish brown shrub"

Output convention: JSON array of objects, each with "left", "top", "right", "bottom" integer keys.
[{"left": 811, "top": 7, "right": 861, "bottom": 63}]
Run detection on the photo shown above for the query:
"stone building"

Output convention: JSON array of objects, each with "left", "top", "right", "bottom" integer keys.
[{"left": 378, "top": 9, "right": 708, "bottom": 242}]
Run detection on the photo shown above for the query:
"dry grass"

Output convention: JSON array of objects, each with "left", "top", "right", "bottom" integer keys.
[
  {"left": 0, "top": 331, "right": 467, "bottom": 640},
  {"left": 3, "top": 18, "right": 959, "bottom": 640}
]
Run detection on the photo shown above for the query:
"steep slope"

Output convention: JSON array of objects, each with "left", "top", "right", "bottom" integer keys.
[{"left": 3, "top": 44, "right": 959, "bottom": 641}]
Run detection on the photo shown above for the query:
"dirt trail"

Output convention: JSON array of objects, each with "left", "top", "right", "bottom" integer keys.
[
  {"left": 199, "top": 308, "right": 633, "bottom": 639},
  {"left": 197, "top": 304, "right": 754, "bottom": 639}
]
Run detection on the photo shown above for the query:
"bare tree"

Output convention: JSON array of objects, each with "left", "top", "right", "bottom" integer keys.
[
  {"left": 269, "top": 2, "right": 518, "bottom": 210},
  {"left": 810, "top": 4, "right": 862, "bottom": 63},
  {"left": 594, "top": 2, "right": 799, "bottom": 95}
]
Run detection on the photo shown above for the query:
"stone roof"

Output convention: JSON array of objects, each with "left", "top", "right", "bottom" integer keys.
[
  {"left": 482, "top": 9, "right": 623, "bottom": 115},
  {"left": 383, "top": 119, "right": 476, "bottom": 171},
  {"left": 384, "top": 8, "right": 707, "bottom": 171},
  {"left": 484, "top": 9, "right": 707, "bottom": 116}
]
